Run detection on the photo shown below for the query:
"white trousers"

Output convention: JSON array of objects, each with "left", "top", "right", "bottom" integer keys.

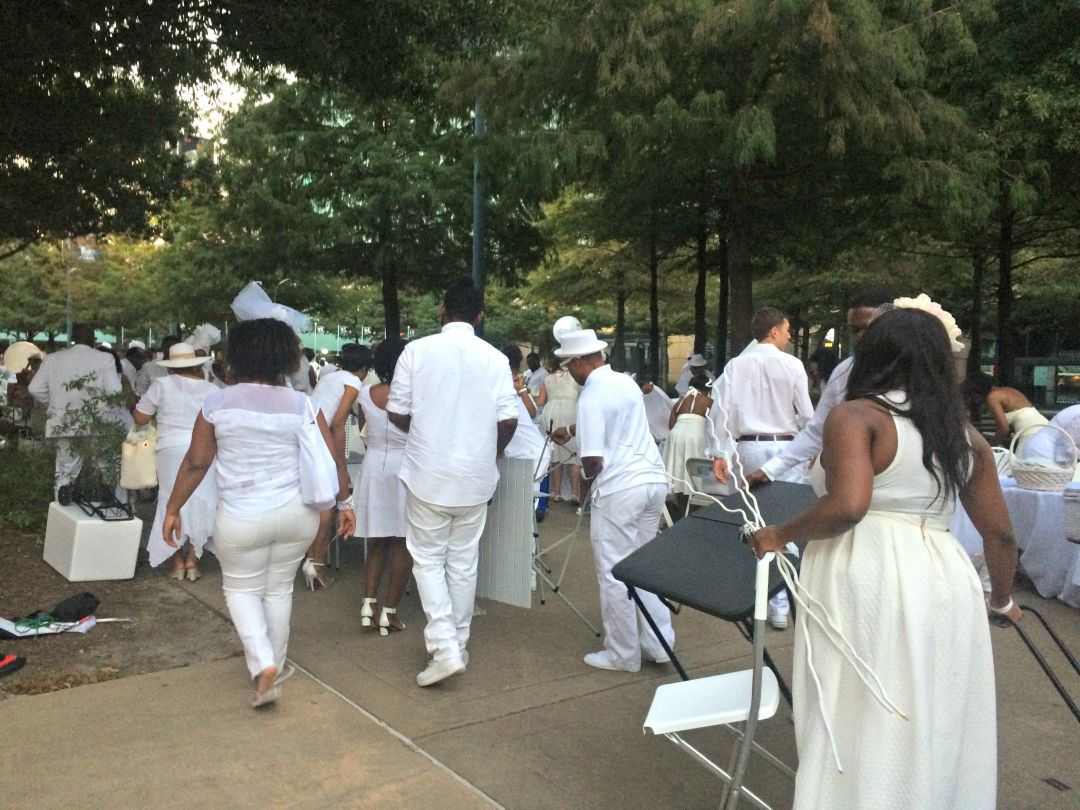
[
  {"left": 590, "top": 482, "right": 674, "bottom": 669},
  {"left": 213, "top": 494, "right": 319, "bottom": 679},
  {"left": 406, "top": 492, "right": 487, "bottom": 663},
  {"left": 53, "top": 438, "right": 82, "bottom": 498},
  {"left": 733, "top": 439, "right": 799, "bottom": 616}
]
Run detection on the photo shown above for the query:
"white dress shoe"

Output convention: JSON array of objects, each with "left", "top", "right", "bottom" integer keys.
[
  {"left": 416, "top": 656, "right": 466, "bottom": 687},
  {"left": 583, "top": 650, "right": 639, "bottom": 673},
  {"left": 767, "top": 606, "right": 789, "bottom": 630}
]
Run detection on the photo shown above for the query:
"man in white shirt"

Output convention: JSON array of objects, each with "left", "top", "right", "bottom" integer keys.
[
  {"left": 746, "top": 290, "right": 893, "bottom": 486},
  {"left": 120, "top": 340, "right": 146, "bottom": 388},
  {"left": 708, "top": 307, "right": 814, "bottom": 629},
  {"left": 523, "top": 352, "right": 548, "bottom": 397},
  {"left": 675, "top": 353, "right": 714, "bottom": 396},
  {"left": 28, "top": 323, "right": 122, "bottom": 500},
  {"left": 551, "top": 329, "right": 673, "bottom": 673},
  {"left": 388, "top": 279, "right": 519, "bottom": 687}
]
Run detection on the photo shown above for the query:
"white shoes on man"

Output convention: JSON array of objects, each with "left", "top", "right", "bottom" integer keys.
[{"left": 416, "top": 655, "right": 466, "bottom": 687}]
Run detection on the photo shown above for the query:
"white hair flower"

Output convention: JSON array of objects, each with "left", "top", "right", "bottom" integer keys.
[{"left": 892, "top": 294, "right": 963, "bottom": 352}]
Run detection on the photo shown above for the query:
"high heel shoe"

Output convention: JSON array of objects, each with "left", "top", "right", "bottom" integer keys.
[
  {"left": 360, "top": 597, "right": 378, "bottom": 628},
  {"left": 302, "top": 558, "right": 333, "bottom": 591},
  {"left": 378, "top": 607, "right": 405, "bottom": 636}
]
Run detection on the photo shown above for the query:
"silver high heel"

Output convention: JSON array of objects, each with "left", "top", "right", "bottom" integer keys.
[
  {"left": 360, "top": 597, "right": 377, "bottom": 628},
  {"left": 378, "top": 606, "right": 404, "bottom": 636}
]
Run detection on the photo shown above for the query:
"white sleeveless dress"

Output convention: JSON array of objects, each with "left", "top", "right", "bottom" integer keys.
[
  {"left": 541, "top": 370, "right": 580, "bottom": 465},
  {"left": 793, "top": 395, "right": 996, "bottom": 809},
  {"left": 352, "top": 385, "right": 407, "bottom": 539},
  {"left": 662, "top": 391, "right": 708, "bottom": 495}
]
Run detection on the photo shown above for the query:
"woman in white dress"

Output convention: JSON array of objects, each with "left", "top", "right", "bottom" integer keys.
[
  {"left": 304, "top": 343, "right": 371, "bottom": 590},
  {"left": 164, "top": 319, "right": 355, "bottom": 708},
  {"left": 536, "top": 359, "right": 582, "bottom": 504},
  {"left": 663, "top": 375, "right": 711, "bottom": 512},
  {"left": 752, "top": 307, "right": 1020, "bottom": 809},
  {"left": 354, "top": 338, "right": 411, "bottom": 635},
  {"left": 133, "top": 343, "right": 217, "bottom": 580}
]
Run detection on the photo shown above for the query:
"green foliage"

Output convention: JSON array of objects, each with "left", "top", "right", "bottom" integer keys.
[
  {"left": 0, "top": 444, "right": 56, "bottom": 532},
  {"left": 54, "top": 374, "right": 129, "bottom": 491}
]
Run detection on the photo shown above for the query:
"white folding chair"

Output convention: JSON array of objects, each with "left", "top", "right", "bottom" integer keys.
[
  {"left": 643, "top": 552, "right": 794, "bottom": 810},
  {"left": 992, "top": 445, "right": 1013, "bottom": 477},
  {"left": 685, "top": 457, "right": 728, "bottom": 516}
]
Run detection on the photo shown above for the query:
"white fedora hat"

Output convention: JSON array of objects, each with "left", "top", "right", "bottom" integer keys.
[
  {"left": 155, "top": 342, "right": 208, "bottom": 368},
  {"left": 689, "top": 354, "right": 707, "bottom": 366},
  {"left": 554, "top": 329, "right": 608, "bottom": 358},
  {"left": 552, "top": 315, "right": 582, "bottom": 342}
]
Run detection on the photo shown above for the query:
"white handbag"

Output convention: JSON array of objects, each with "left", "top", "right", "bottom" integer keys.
[
  {"left": 120, "top": 424, "right": 158, "bottom": 489},
  {"left": 298, "top": 401, "right": 338, "bottom": 510}
]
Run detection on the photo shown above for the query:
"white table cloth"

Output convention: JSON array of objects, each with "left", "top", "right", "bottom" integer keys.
[{"left": 951, "top": 478, "right": 1080, "bottom": 608}]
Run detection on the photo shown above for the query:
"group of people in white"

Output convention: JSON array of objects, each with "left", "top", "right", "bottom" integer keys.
[{"left": 16, "top": 274, "right": 1071, "bottom": 807}]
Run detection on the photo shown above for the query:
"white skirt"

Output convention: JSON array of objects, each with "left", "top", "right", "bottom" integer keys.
[
  {"left": 147, "top": 444, "right": 218, "bottom": 567},
  {"left": 543, "top": 398, "right": 579, "bottom": 465},
  {"left": 663, "top": 414, "right": 707, "bottom": 495},
  {"left": 353, "top": 444, "right": 407, "bottom": 539}
]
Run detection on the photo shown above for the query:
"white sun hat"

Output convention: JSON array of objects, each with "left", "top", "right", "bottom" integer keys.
[
  {"left": 155, "top": 342, "right": 209, "bottom": 368},
  {"left": 552, "top": 315, "right": 582, "bottom": 342},
  {"left": 127, "top": 340, "right": 146, "bottom": 350},
  {"left": 554, "top": 329, "right": 608, "bottom": 358},
  {"left": 689, "top": 354, "right": 707, "bottom": 367}
]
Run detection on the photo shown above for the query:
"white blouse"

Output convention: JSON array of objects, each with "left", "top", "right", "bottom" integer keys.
[
  {"left": 135, "top": 374, "right": 217, "bottom": 451},
  {"left": 201, "top": 383, "right": 309, "bottom": 518}
]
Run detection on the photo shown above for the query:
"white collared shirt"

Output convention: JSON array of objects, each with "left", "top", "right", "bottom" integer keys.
[
  {"left": 760, "top": 356, "right": 852, "bottom": 480},
  {"left": 576, "top": 365, "right": 667, "bottom": 497},
  {"left": 389, "top": 322, "right": 518, "bottom": 507},
  {"left": 707, "top": 342, "right": 814, "bottom": 458},
  {"left": 524, "top": 366, "right": 549, "bottom": 396}
]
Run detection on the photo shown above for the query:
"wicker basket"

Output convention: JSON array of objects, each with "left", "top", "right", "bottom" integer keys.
[
  {"left": 1010, "top": 424, "right": 1077, "bottom": 492},
  {"left": 1065, "top": 489, "right": 1080, "bottom": 545}
]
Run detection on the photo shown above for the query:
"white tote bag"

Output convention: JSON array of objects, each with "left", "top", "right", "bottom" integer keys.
[
  {"left": 120, "top": 424, "right": 158, "bottom": 489},
  {"left": 298, "top": 401, "right": 337, "bottom": 510}
]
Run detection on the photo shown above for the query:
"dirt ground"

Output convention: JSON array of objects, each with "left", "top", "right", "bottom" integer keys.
[{"left": 0, "top": 501, "right": 238, "bottom": 699}]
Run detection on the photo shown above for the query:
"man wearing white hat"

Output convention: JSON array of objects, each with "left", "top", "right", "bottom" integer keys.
[
  {"left": 675, "top": 353, "right": 713, "bottom": 396},
  {"left": 551, "top": 328, "right": 674, "bottom": 672},
  {"left": 120, "top": 340, "right": 147, "bottom": 388}
]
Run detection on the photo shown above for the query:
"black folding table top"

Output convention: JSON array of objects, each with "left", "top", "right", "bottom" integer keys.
[{"left": 612, "top": 481, "right": 816, "bottom": 621}]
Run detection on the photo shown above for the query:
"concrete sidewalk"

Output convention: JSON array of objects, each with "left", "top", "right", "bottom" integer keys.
[{"left": 3, "top": 501, "right": 1078, "bottom": 808}]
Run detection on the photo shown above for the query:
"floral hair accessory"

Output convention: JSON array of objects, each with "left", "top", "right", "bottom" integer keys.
[{"left": 891, "top": 293, "right": 963, "bottom": 352}]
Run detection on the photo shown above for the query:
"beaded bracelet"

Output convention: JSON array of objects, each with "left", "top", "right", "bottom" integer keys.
[{"left": 336, "top": 497, "right": 355, "bottom": 512}]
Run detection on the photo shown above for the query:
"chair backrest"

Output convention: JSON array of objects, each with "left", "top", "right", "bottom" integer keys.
[
  {"left": 685, "top": 457, "right": 727, "bottom": 499},
  {"left": 992, "top": 445, "right": 1013, "bottom": 477}
]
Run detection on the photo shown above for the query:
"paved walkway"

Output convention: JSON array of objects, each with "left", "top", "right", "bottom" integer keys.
[{"left": 3, "top": 503, "right": 1078, "bottom": 809}]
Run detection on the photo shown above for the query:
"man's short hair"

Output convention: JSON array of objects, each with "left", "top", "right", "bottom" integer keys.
[
  {"left": 443, "top": 278, "right": 484, "bottom": 324},
  {"left": 750, "top": 307, "right": 787, "bottom": 341},
  {"left": 71, "top": 323, "right": 95, "bottom": 345}
]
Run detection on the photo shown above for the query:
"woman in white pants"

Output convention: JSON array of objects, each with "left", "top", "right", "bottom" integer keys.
[{"left": 164, "top": 318, "right": 355, "bottom": 708}]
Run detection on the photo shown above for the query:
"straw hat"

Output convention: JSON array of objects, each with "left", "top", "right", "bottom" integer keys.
[{"left": 155, "top": 342, "right": 208, "bottom": 368}]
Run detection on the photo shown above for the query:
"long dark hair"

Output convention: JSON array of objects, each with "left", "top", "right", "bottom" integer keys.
[{"left": 846, "top": 308, "right": 972, "bottom": 503}]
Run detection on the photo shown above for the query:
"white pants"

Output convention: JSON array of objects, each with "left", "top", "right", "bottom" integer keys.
[
  {"left": 406, "top": 492, "right": 487, "bottom": 663},
  {"left": 214, "top": 494, "right": 319, "bottom": 679},
  {"left": 733, "top": 439, "right": 799, "bottom": 616},
  {"left": 590, "top": 482, "right": 674, "bottom": 669},
  {"left": 53, "top": 438, "right": 82, "bottom": 498}
]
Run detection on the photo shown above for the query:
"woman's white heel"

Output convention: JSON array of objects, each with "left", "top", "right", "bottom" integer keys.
[
  {"left": 379, "top": 607, "right": 404, "bottom": 636},
  {"left": 361, "top": 597, "right": 377, "bottom": 628}
]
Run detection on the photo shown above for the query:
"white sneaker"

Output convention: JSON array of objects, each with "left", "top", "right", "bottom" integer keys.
[
  {"left": 583, "top": 650, "right": 640, "bottom": 673},
  {"left": 416, "top": 656, "right": 465, "bottom": 687},
  {"left": 767, "top": 606, "right": 789, "bottom": 630}
]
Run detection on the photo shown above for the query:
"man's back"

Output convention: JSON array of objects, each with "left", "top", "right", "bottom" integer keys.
[
  {"left": 29, "top": 344, "right": 120, "bottom": 437},
  {"left": 713, "top": 343, "right": 812, "bottom": 437},
  {"left": 390, "top": 323, "right": 517, "bottom": 507}
]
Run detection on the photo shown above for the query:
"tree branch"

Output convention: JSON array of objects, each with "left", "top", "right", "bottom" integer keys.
[{"left": 0, "top": 239, "right": 34, "bottom": 261}]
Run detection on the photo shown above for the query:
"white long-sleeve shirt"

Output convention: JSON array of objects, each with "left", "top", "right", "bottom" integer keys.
[
  {"left": 707, "top": 342, "right": 814, "bottom": 458},
  {"left": 27, "top": 344, "right": 122, "bottom": 438},
  {"left": 759, "top": 356, "right": 853, "bottom": 480}
]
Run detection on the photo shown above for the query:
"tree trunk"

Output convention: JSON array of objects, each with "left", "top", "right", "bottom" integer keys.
[
  {"left": 694, "top": 205, "right": 708, "bottom": 354},
  {"left": 966, "top": 246, "right": 987, "bottom": 379},
  {"left": 996, "top": 180, "right": 1015, "bottom": 385},
  {"left": 648, "top": 217, "right": 660, "bottom": 384},
  {"left": 612, "top": 277, "right": 627, "bottom": 372},
  {"left": 727, "top": 196, "right": 753, "bottom": 352},
  {"left": 715, "top": 231, "right": 729, "bottom": 369},
  {"left": 381, "top": 259, "right": 401, "bottom": 339}
]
